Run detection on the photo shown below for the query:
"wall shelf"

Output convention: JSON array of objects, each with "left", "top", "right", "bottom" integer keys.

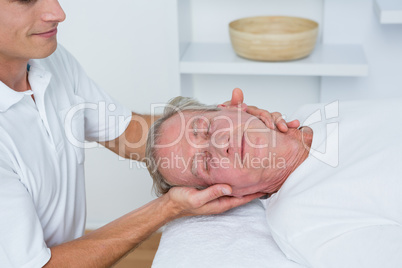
[
  {"left": 374, "top": 0, "right": 402, "bottom": 24},
  {"left": 180, "top": 43, "right": 368, "bottom": 77}
]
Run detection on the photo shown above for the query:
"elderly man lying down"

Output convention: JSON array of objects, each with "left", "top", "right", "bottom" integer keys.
[{"left": 146, "top": 96, "right": 402, "bottom": 268}]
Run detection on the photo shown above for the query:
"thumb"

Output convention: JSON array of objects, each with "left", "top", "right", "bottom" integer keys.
[
  {"left": 196, "top": 184, "right": 232, "bottom": 205},
  {"left": 231, "top": 88, "right": 244, "bottom": 106}
]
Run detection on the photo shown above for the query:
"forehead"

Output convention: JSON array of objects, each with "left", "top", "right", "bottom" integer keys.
[
  {"left": 158, "top": 108, "right": 251, "bottom": 141},
  {"left": 158, "top": 111, "right": 212, "bottom": 145},
  {"left": 155, "top": 110, "right": 217, "bottom": 186}
]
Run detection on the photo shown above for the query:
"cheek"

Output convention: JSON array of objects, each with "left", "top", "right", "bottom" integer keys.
[
  {"left": 209, "top": 164, "right": 246, "bottom": 185},
  {"left": 215, "top": 161, "right": 265, "bottom": 188}
]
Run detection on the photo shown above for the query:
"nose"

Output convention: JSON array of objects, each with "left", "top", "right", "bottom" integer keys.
[{"left": 41, "top": 0, "right": 66, "bottom": 23}]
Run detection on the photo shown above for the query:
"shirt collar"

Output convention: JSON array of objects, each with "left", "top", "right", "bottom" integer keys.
[{"left": 0, "top": 59, "right": 52, "bottom": 112}]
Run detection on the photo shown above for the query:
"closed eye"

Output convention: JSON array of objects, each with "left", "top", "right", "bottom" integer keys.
[
  {"left": 205, "top": 121, "right": 211, "bottom": 138},
  {"left": 16, "top": 0, "right": 36, "bottom": 4}
]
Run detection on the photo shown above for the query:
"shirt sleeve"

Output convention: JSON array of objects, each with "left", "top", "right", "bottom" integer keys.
[
  {"left": 57, "top": 44, "right": 132, "bottom": 142},
  {"left": 0, "top": 156, "right": 51, "bottom": 268}
]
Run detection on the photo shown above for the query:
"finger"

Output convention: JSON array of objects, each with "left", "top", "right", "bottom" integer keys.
[
  {"left": 287, "top": 119, "right": 300, "bottom": 128},
  {"left": 219, "top": 103, "right": 246, "bottom": 110},
  {"left": 224, "top": 192, "right": 265, "bottom": 208},
  {"left": 203, "top": 192, "right": 265, "bottom": 215},
  {"left": 239, "top": 103, "right": 247, "bottom": 111},
  {"left": 220, "top": 88, "right": 244, "bottom": 107},
  {"left": 271, "top": 112, "right": 288, "bottom": 132},
  {"left": 220, "top": 101, "right": 230, "bottom": 107},
  {"left": 247, "top": 106, "right": 275, "bottom": 129},
  {"left": 222, "top": 103, "right": 247, "bottom": 111},
  {"left": 192, "top": 184, "right": 233, "bottom": 207},
  {"left": 230, "top": 88, "right": 244, "bottom": 106},
  {"left": 271, "top": 112, "right": 290, "bottom": 132},
  {"left": 276, "top": 120, "right": 289, "bottom": 132}
]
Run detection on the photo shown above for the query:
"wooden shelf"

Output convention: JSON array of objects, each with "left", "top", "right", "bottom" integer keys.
[
  {"left": 180, "top": 43, "right": 368, "bottom": 77},
  {"left": 374, "top": 0, "right": 402, "bottom": 24}
]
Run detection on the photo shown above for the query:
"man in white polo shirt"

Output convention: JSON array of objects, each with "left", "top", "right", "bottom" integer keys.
[{"left": 0, "top": 0, "right": 296, "bottom": 267}]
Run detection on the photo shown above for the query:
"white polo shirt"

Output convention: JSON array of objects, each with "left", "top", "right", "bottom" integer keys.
[{"left": 0, "top": 45, "right": 132, "bottom": 268}]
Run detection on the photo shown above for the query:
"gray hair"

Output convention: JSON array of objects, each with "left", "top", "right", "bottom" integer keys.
[{"left": 145, "top": 96, "right": 220, "bottom": 196}]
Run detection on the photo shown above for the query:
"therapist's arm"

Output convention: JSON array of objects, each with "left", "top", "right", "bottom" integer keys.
[
  {"left": 100, "top": 112, "right": 156, "bottom": 161},
  {"left": 44, "top": 185, "right": 263, "bottom": 268}
]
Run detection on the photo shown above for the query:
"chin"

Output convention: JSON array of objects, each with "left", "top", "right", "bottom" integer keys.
[{"left": 31, "top": 41, "right": 58, "bottom": 59}]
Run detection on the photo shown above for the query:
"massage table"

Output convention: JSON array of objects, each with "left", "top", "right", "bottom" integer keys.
[{"left": 152, "top": 199, "right": 305, "bottom": 268}]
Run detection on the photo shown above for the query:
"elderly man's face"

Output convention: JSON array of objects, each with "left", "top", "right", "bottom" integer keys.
[
  {"left": 0, "top": 0, "right": 66, "bottom": 61},
  {"left": 155, "top": 108, "right": 286, "bottom": 196}
]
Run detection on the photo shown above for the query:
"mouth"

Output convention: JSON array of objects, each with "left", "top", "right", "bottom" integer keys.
[
  {"left": 241, "top": 131, "right": 245, "bottom": 163},
  {"left": 34, "top": 27, "right": 58, "bottom": 38}
]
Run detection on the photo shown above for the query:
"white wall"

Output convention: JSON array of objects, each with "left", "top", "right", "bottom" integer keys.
[
  {"left": 55, "top": 0, "right": 348, "bottom": 229},
  {"left": 58, "top": 0, "right": 181, "bottom": 228},
  {"left": 192, "top": 75, "right": 320, "bottom": 119},
  {"left": 187, "top": 0, "right": 323, "bottom": 117},
  {"left": 321, "top": 0, "right": 402, "bottom": 102}
]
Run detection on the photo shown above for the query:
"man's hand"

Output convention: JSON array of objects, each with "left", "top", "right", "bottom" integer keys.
[
  {"left": 221, "top": 88, "right": 300, "bottom": 132},
  {"left": 165, "top": 185, "right": 264, "bottom": 218}
]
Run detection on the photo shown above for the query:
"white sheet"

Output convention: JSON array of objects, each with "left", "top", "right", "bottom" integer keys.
[
  {"left": 152, "top": 199, "right": 305, "bottom": 268},
  {"left": 264, "top": 99, "right": 402, "bottom": 267}
]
